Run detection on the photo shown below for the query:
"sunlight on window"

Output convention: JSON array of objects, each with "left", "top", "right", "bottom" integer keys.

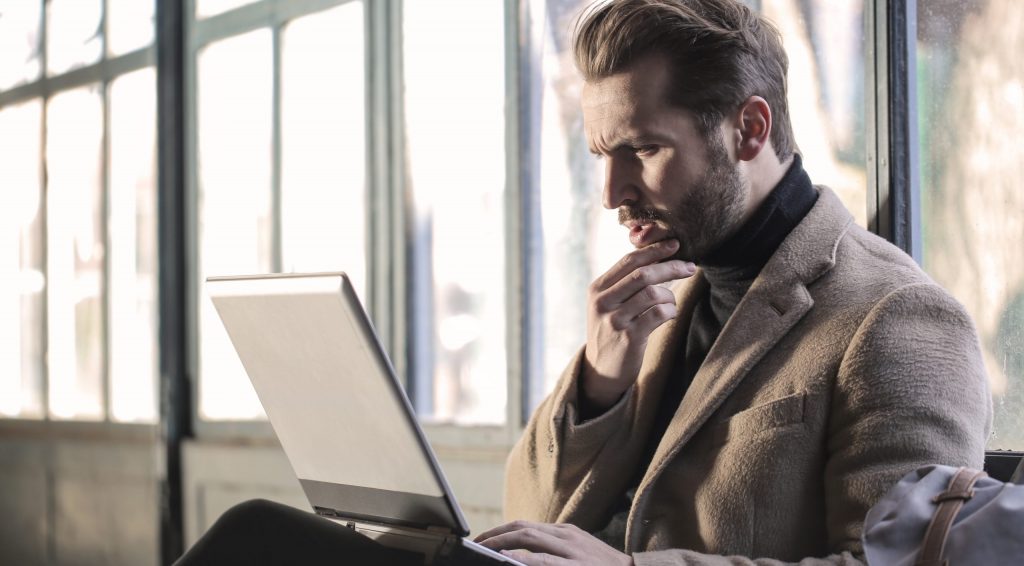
[
  {"left": 46, "top": 0, "right": 102, "bottom": 76},
  {"left": 109, "top": 68, "right": 158, "bottom": 423},
  {"left": 197, "top": 30, "right": 273, "bottom": 421},
  {"left": 46, "top": 86, "right": 105, "bottom": 421},
  {"left": 107, "top": 0, "right": 155, "bottom": 56},
  {"left": 532, "top": 0, "right": 633, "bottom": 408},
  {"left": 0, "top": 1, "right": 42, "bottom": 90},
  {"left": 0, "top": 100, "right": 45, "bottom": 419},
  {"left": 761, "top": 0, "right": 867, "bottom": 225},
  {"left": 918, "top": 0, "right": 1024, "bottom": 450},
  {"left": 281, "top": 3, "right": 367, "bottom": 296},
  {"left": 404, "top": 0, "right": 507, "bottom": 424}
]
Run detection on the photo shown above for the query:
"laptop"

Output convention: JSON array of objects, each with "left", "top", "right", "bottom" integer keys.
[{"left": 206, "top": 272, "right": 524, "bottom": 566}]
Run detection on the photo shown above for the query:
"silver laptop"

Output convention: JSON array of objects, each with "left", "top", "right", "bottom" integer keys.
[{"left": 206, "top": 272, "right": 523, "bottom": 566}]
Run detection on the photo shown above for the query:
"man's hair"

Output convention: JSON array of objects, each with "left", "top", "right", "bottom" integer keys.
[{"left": 573, "top": 0, "right": 795, "bottom": 160}]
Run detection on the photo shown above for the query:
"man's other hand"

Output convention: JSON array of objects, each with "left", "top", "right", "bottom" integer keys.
[
  {"left": 582, "top": 238, "right": 696, "bottom": 409},
  {"left": 474, "top": 520, "right": 634, "bottom": 566}
]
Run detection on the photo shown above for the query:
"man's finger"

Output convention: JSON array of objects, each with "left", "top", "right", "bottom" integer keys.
[
  {"left": 606, "top": 283, "right": 676, "bottom": 329},
  {"left": 474, "top": 521, "right": 570, "bottom": 544},
  {"left": 592, "top": 239, "right": 680, "bottom": 292},
  {"left": 476, "top": 527, "right": 573, "bottom": 557},
  {"left": 597, "top": 259, "right": 695, "bottom": 309},
  {"left": 499, "top": 549, "right": 567, "bottom": 566}
]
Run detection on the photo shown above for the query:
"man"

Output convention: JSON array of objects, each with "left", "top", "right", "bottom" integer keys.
[{"left": 475, "top": 0, "right": 991, "bottom": 564}]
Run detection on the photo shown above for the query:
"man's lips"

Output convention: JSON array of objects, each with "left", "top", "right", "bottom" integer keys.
[{"left": 627, "top": 222, "right": 670, "bottom": 248}]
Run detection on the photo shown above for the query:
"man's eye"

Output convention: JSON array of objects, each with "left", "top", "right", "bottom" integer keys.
[{"left": 634, "top": 145, "right": 657, "bottom": 156}]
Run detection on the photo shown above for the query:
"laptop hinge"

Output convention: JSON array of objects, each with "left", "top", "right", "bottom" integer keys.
[{"left": 315, "top": 506, "right": 455, "bottom": 537}]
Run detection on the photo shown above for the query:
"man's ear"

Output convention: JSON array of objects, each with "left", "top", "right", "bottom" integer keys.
[{"left": 735, "top": 96, "right": 772, "bottom": 162}]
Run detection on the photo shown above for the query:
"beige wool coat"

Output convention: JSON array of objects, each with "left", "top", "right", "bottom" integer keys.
[{"left": 504, "top": 187, "right": 992, "bottom": 565}]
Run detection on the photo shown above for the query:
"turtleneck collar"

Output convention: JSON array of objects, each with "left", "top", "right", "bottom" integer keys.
[{"left": 702, "top": 154, "right": 817, "bottom": 275}]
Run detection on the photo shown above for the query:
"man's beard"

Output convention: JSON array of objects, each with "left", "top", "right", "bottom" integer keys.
[{"left": 619, "top": 137, "right": 747, "bottom": 262}]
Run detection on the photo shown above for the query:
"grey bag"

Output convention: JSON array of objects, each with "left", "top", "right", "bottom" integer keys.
[{"left": 862, "top": 464, "right": 1024, "bottom": 565}]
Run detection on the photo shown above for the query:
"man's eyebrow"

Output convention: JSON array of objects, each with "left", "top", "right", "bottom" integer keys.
[{"left": 589, "top": 137, "right": 652, "bottom": 155}]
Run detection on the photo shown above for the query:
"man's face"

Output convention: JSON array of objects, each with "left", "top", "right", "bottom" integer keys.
[{"left": 581, "top": 55, "right": 749, "bottom": 262}]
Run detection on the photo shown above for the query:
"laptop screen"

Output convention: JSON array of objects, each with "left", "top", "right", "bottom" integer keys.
[{"left": 207, "top": 273, "right": 467, "bottom": 534}]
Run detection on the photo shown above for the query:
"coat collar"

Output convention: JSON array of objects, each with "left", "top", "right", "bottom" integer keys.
[{"left": 624, "top": 186, "right": 854, "bottom": 549}]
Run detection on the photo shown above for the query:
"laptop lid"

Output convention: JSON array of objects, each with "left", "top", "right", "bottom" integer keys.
[{"left": 206, "top": 272, "right": 470, "bottom": 536}]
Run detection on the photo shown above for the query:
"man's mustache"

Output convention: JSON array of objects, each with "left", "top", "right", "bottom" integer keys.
[{"left": 619, "top": 206, "right": 667, "bottom": 225}]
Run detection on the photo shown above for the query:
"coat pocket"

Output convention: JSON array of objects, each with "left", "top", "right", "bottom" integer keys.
[{"left": 709, "top": 391, "right": 807, "bottom": 445}]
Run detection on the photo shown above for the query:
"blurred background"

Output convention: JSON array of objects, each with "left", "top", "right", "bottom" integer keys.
[{"left": 0, "top": 0, "right": 1020, "bottom": 564}]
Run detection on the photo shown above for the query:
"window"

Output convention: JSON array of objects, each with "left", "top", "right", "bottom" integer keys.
[
  {"left": 917, "top": 0, "right": 1024, "bottom": 450},
  {"left": 192, "top": 1, "right": 367, "bottom": 422},
  {"left": 403, "top": 0, "right": 509, "bottom": 425},
  {"left": 0, "top": 0, "right": 158, "bottom": 424}
]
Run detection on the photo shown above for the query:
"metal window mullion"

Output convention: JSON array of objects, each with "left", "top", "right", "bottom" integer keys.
[
  {"left": 505, "top": 0, "right": 536, "bottom": 436},
  {"left": 40, "top": 0, "right": 51, "bottom": 424},
  {"left": 366, "top": 0, "right": 396, "bottom": 357},
  {"left": 870, "top": 0, "right": 921, "bottom": 261},
  {"left": 271, "top": 25, "right": 283, "bottom": 273},
  {"left": 101, "top": 80, "right": 112, "bottom": 422},
  {"left": 157, "top": 0, "right": 190, "bottom": 561},
  {"left": 0, "top": 49, "right": 155, "bottom": 109},
  {"left": 514, "top": 0, "right": 545, "bottom": 430}
]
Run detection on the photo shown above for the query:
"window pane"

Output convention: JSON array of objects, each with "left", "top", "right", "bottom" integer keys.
[
  {"left": 0, "top": 100, "right": 45, "bottom": 419},
  {"left": 531, "top": 0, "right": 632, "bottom": 408},
  {"left": 107, "top": 0, "right": 154, "bottom": 56},
  {"left": 281, "top": 3, "right": 367, "bottom": 295},
  {"left": 46, "top": 86, "right": 105, "bottom": 420},
  {"left": 529, "top": 0, "right": 868, "bottom": 409},
  {"left": 197, "top": 30, "right": 273, "bottom": 420},
  {"left": 46, "top": 0, "right": 103, "bottom": 76},
  {"left": 0, "top": 0, "right": 42, "bottom": 90},
  {"left": 404, "top": 0, "right": 507, "bottom": 424},
  {"left": 195, "top": 0, "right": 257, "bottom": 20},
  {"left": 760, "top": 0, "right": 867, "bottom": 225},
  {"left": 108, "top": 68, "right": 158, "bottom": 423},
  {"left": 918, "top": 0, "right": 1024, "bottom": 450}
]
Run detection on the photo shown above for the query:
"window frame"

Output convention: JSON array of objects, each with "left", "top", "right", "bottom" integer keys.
[
  {"left": 184, "top": 0, "right": 531, "bottom": 448},
  {"left": 0, "top": 0, "right": 158, "bottom": 429}
]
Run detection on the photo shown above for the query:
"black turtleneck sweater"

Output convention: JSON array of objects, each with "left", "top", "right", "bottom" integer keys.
[{"left": 592, "top": 154, "right": 818, "bottom": 549}]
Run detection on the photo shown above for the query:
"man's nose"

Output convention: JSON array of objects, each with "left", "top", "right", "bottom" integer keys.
[{"left": 602, "top": 157, "right": 640, "bottom": 210}]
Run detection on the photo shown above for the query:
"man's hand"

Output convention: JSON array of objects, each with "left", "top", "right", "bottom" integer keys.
[
  {"left": 474, "top": 520, "right": 633, "bottom": 566},
  {"left": 582, "top": 239, "right": 696, "bottom": 409}
]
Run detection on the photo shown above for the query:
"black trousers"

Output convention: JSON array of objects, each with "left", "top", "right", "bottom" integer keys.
[{"left": 174, "top": 499, "right": 425, "bottom": 565}]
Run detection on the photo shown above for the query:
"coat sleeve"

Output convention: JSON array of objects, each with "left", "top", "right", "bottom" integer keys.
[
  {"left": 503, "top": 347, "right": 640, "bottom": 524},
  {"left": 634, "top": 283, "right": 991, "bottom": 566}
]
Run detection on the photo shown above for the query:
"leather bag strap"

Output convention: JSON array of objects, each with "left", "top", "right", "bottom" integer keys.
[{"left": 914, "top": 467, "right": 987, "bottom": 566}]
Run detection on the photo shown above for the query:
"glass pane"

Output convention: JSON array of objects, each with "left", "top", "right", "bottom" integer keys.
[
  {"left": 195, "top": 0, "right": 257, "bottom": 20},
  {"left": 108, "top": 68, "right": 158, "bottom": 423},
  {"left": 197, "top": 30, "right": 273, "bottom": 420},
  {"left": 529, "top": 0, "right": 868, "bottom": 409},
  {"left": 404, "top": 0, "right": 507, "bottom": 424},
  {"left": 46, "top": 0, "right": 103, "bottom": 76},
  {"left": 46, "top": 85, "right": 105, "bottom": 420},
  {"left": 0, "top": 100, "right": 45, "bottom": 419},
  {"left": 281, "top": 3, "right": 367, "bottom": 296},
  {"left": 0, "top": 0, "right": 43, "bottom": 90},
  {"left": 531, "top": 0, "right": 633, "bottom": 408},
  {"left": 760, "top": 0, "right": 867, "bottom": 225},
  {"left": 918, "top": 0, "right": 1024, "bottom": 450},
  {"left": 107, "top": 0, "right": 154, "bottom": 56}
]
